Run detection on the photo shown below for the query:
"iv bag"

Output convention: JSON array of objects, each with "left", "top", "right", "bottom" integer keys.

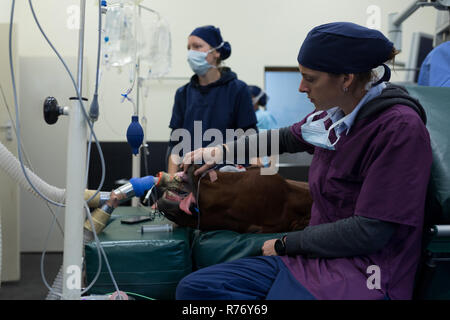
[
  {"left": 137, "top": 12, "right": 172, "bottom": 79},
  {"left": 103, "top": 1, "right": 138, "bottom": 67}
]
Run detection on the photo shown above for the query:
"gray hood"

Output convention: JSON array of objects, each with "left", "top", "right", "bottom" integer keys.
[{"left": 354, "top": 83, "right": 427, "bottom": 125}]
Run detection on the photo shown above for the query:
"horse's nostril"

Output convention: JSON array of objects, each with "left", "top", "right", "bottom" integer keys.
[{"left": 174, "top": 171, "right": 188, "bottom": 182}]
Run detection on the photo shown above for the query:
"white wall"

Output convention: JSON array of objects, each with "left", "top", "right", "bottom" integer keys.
[
  {"left": 0, "top": 23, "right": 20, "bottom": 280},
  {"left": 18, "top": 56, "right": 90, "bottom": 252},
  {"left": 5, "top": 0, "right": 438, "bottom": 143}
]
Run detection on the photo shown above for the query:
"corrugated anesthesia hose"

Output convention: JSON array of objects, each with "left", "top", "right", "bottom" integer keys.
[
  {"left": 0, "top": 139, "right": 109, "bottom": 299},
  {"left": 45, "top": 227, "right": 97, "bottom": 300},
  {"left": 1, "top": 137, "right": 160, "bottom": 298},
  {"left": 0, "top": 141, "right": 107, "bottom": 207},
  {"left": 0, "top": 141, "right": 65, "bottom": 204}
]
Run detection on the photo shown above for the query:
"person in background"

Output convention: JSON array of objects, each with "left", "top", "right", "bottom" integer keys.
[
  {"left": 167, "top": 25, "right": 257, "bottom": 173},
  {"left": 176, "top": 22, "right": 432, "bottom": 300},
  {"left": 248, "top": 85, "right": 277, "bottom": 167},
  {"left": 248, "top": 85, "right": 278, "bottom": 130},
  {"left": 418, "top": 41, "right": 450, "bottom": 87}
]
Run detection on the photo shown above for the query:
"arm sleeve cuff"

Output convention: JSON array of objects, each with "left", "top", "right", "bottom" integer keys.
[{"left": 285, "top": 216, "right": 397, "bottom": 258}]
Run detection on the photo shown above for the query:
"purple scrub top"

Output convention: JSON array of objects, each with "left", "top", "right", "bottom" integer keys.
[{"left": 283, "top": 104, "right": 432, "bottom": 300}]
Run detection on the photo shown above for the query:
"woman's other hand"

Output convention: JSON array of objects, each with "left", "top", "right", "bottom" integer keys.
[
  {"left": 262, "top": 239, "right": 278, "bottom": 256},
  {"left": 180, "top": 146, "right": 224, "bottom": 176}
]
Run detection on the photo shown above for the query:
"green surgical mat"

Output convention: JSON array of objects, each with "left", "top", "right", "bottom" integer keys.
[
  {"left": 192, "top": 230, "right": 285, "bottom": 270},
  {"left": 85, "top": 207, "right": 193, "bottom": 300}
]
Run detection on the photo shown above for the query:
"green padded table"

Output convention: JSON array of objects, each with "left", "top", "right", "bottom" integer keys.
[
  {"left": 420, "top": 236, "right": 450, "bottom": 300},
  {"left": 85, "top": 207, "right": 193, "bottom": 300},
  {"left": 192, "top": 230, "right": 285, "bottom": 270}
]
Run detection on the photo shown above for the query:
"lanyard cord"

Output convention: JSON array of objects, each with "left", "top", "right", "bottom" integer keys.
[{"left": 189, "top": 166, "right": 218, "bottom": 259}]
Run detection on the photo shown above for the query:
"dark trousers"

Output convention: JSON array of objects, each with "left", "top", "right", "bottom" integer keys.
[{"left": 176, "top": 256, "right": 316, "bottom": 300}]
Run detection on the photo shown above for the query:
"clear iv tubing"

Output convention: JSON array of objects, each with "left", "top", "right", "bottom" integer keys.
[
  {"left": 121, "top": 2, "right": 139, "bottom": 117},
  {"left": 83, "top": 202, "right": 121, "bottom": 297},
  {"left": 121, "top": 66, "right": 138, "bottom": 115},
  {"left": 93, "top": 1, "right": 103, "bottom": 98},
  {"left": 40, "top": 202, "right": 120, "bottom": 299},
  {"left": 41, "top": 133, "right": 108, "bottom": 299},
  {"left": 40, "top": 170, "right": 102, "bottom": 299},
  {"left": 87, "top": 0, "right": 104, "bottom": 122}
]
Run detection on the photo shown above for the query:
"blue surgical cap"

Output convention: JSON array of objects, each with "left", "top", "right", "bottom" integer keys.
[
  {"left": 297, "top": 22, "right": 394, "bottom": 76},
  {"left": 190, "top": 25, "right": 232, "bottom": 60},
  {"left": 248, "top": 85, "right": 268, "bottom": 106}
]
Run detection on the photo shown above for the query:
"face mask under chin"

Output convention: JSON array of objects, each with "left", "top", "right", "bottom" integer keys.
[{"left": 300, "top": 109, "right": 347, "bottom": 150}]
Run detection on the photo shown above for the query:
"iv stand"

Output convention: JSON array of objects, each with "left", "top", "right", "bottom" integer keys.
[
  {"left": 131, "top": 4, "right": 142, "bottom": 207},
  {"left": 62, "top": 0, "right": 87, "bottom": 300},
  {"left": 131, "top": 4, "right": 156, "bottom": 203}
]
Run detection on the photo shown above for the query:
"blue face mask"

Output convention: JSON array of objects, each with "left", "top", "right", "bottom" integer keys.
[
  {"left": 300, "top": 109, "right": 348, "bottom": 150},
  {"left": 187, "top": 42, "right": 224, "bottom": 76},
  {"left": 187, "top": 50, "right": 214, "bottom": 76}
]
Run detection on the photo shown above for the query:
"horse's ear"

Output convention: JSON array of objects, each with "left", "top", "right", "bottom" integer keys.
[{"left": 246, "top": 224, "right": 263, "bottom": 234}]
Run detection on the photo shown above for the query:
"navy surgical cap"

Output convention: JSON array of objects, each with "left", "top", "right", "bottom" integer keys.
[
  {"left": 248, "top": 85, "right": 268, "bottom": 106},
  {"left": 190, "top": 25, "right": 232, "bottom": 60},
  {"left": 297, "top": 22, "right": 394, "bottom": 76}
]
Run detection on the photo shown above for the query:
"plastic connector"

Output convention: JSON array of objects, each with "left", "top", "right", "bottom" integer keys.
[
  {"left": 129, "top": 175, "right": 155, "bottom": 197},
  {"left": 89, "top": 93, "right": 99, "bottom": 122}
]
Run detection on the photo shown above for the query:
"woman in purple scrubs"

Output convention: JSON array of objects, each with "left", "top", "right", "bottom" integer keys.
[{"left": 175, "top": 22, "right": 433, "bottom": 300}]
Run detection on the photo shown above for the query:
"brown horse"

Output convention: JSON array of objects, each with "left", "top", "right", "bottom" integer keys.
[{"left": 154, "top": 166, "right": 312, "bottom": 234}]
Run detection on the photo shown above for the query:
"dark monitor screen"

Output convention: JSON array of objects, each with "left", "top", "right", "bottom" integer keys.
[
  {"left": 264, "top": 67, "right": 314, "bottom": 128},
  {"left": 406, "top": 32, "right": 434, "bottom": 83}
]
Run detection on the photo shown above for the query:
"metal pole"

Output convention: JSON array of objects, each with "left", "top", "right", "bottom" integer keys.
[
  {"left": 62, "top": 0, "right": 87, "bottom": 300},
  {"left": 131, "top": 5, "right": 141, "bottom": 206},
  {"left": 393, "top": 0, "right": 445, "bottom": 26},
  {"left": 393, "top": 1, "right": 424, "bottom": 26},
  {"left": 76, "top": 1, "right": 86, "bottom": 95},
  {"left": 138, "top": 4, "right": 160, "bottom": 17},
  {"left": 389, "top": 0, "right": 438, "bottom": 52}
]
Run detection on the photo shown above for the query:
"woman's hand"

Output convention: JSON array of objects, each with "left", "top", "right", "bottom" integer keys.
[
  {"left": 261, "top": 239, "right": 278, "bottom": 256},
  {"left": 180, "top": 146, "right": 223, "bottom": 176}
]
